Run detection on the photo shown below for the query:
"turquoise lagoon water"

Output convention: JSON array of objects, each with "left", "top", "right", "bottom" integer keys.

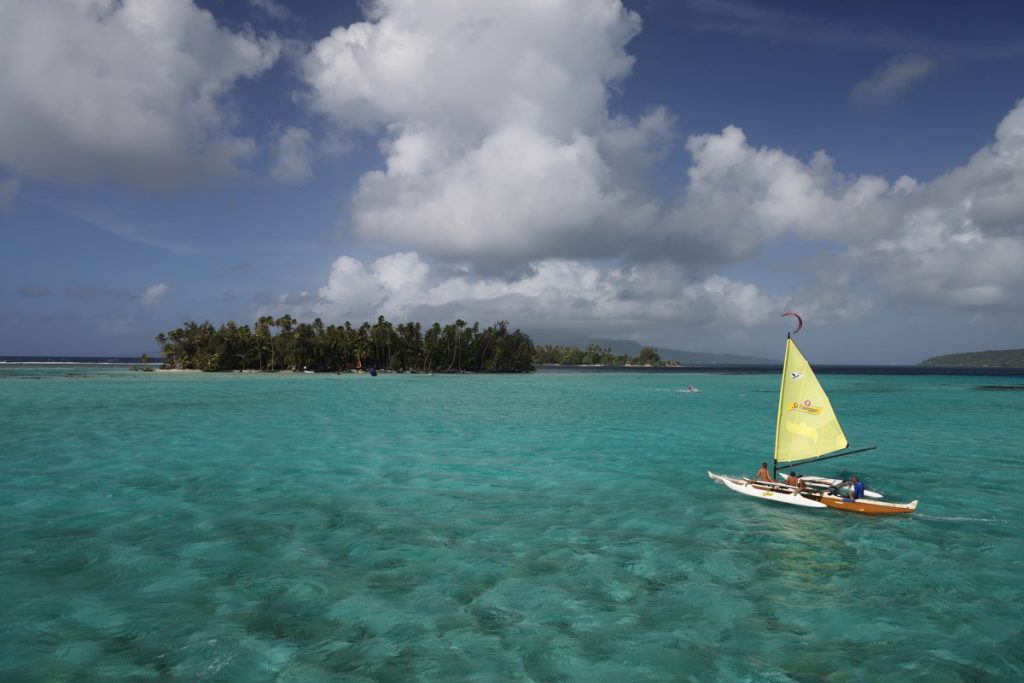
[{"left": 1, "top": 365, "right": 1022, "bottom": 681}]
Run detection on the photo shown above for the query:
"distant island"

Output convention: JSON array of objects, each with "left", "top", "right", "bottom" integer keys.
[
  {"left": 535, "top": 344, "right": 679, "bottom": 367},
  {"left": 536, "top": 336, "right": 774, "bottom": 365},
  {"left": 920, "top": 349, "right": 1024, "bottom": 368},
  {"left": 156, "top": 316, "right": 535, "bottom": 373}
]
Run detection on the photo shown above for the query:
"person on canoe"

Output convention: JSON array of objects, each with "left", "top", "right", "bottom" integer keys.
[
  {"left": 784, "top": 472, "right": 808, "bottom": 491},
  {"left": 755, "top": 462, "right": 773, "bottom": 482},
  {"left": 850, "top": 475, "right": 865, "bottom": 500},
  {"left": 786, "top": 471, "right": 806, "bottom": 488}
]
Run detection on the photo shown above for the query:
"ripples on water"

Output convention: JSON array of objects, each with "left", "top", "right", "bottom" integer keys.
[{"left": 1, "top": 366, "right": 1022, "bottom": 680}]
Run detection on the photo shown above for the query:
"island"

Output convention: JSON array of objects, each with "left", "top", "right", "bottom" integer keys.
[
  {"left": 156, "top": 316, "right": 535, "bottom": 373},
  {"left": 920, "top": 348, "right": 1024, "bottom": 368}
]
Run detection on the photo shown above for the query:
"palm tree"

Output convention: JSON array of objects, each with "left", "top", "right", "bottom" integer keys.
[
  {"left": 444, "top": 318, "right": 467, "bottom": 372},
  {"left": 154, "top": 333, "right": 172, "bottom": 367},
  {"left": 255, "top": 316, "right": 273, "bottom": 370},
  {"left": 423, "top": 322, "right": 441, "bottom": 372},
  {"left": 274, "top": 314, "right": 296, "bottom": 370}
]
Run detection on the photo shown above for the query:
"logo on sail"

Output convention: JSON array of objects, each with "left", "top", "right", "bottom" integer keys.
[
  {"left": 788, "top": 400, "right": 822, "bottom": 415},
  {"left": 789, "top": 371, "right": 802, "bottom": 379}
]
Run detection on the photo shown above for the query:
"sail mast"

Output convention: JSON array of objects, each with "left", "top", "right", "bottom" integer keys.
[{"left": 772, "top": 333, "right": 791, "bottom": 478}]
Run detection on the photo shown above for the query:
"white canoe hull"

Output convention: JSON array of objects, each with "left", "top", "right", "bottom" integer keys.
[{"left": 707, "top": 471, "right": 827, "bottom": 508}]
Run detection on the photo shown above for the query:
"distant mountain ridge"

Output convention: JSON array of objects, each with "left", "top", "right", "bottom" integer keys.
[
  {"left": 534, "top": 335, "right": 774, "bottom": 365},
  {"left": 920, "top": 349, "right": 1024, "bottom": 367}
]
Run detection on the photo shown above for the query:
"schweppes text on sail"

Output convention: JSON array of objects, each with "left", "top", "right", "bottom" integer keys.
[{"left": 788, "top": 401, "right": 823, "bottom": 415}]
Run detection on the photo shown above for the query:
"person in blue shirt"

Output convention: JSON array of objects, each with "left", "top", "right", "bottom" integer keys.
[{"left": 849, "top": 475, "right": 866, "bottom": 500}]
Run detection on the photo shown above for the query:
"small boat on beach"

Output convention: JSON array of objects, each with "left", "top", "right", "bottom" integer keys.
[{"left": 708, "top": 313, "right": 918, "bottom": 515}]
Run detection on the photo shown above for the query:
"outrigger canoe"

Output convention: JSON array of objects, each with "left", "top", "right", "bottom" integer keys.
[
  {"left": 707, "top": 313, "right": 919, "bottom": 516},
  {"left": 708, "top": 471, "right": 919, "bottom": 515}
]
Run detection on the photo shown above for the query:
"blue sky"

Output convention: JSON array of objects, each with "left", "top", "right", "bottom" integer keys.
[{"left": 2, "top": 0, "right": 1023, "bottom": 363}]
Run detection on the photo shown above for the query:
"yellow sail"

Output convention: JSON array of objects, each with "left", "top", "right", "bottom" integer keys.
[{"left": 774, "top": 338, "right": 848, "bottom": 466}]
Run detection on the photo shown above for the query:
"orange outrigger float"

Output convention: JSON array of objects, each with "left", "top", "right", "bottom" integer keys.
[{"left": 806, "top": 491, "right": 918, "bottom": 515}]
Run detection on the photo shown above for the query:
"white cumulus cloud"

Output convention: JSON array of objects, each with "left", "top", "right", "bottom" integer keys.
[
  {"left": 293, "top": 3, "right": 1024, "bottom": 328},
  {"left": 653, "top": 98, "right": 1024, "bottom": 313},
  {"left": 301, "top": 0, "right": 666, "bottom": 265},
  {"left": 0, "top": 0, "right": 280, "bottom": 189},
  {"left": 141, "top": 282, "right": 168, "bottom": 306},
  {"left": 268, "top": 252, "right": 783, "bottom": 345},
  {"left": 853, "top": 99, "right": 1024, "bottom": 309},
  {"left": 651, "top": 124, "right": 902, "bottom": 264}
]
